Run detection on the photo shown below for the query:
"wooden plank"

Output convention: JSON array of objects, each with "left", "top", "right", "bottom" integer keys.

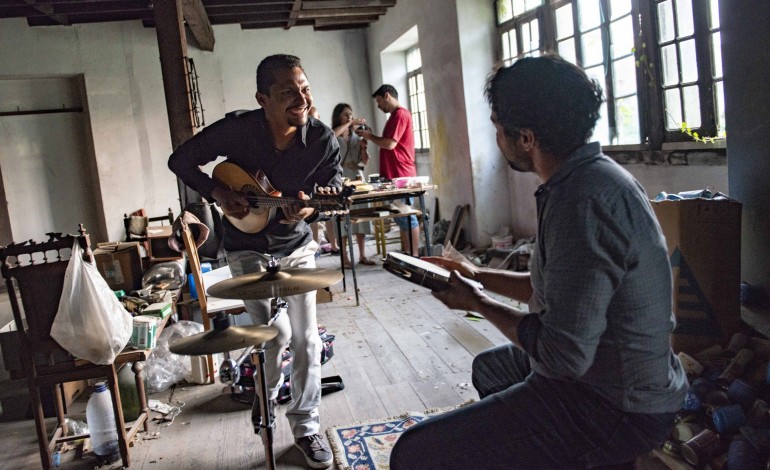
[
  {"left": 181, "top": 0, "right": 215, "bottom": 51},
  {"left": 375, "top": 382, "right": 426, "bottom": 417}
]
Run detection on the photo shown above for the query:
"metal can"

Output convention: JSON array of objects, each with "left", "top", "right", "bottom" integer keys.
[{"left": 681, "top": 429, "right": 724, "bottom": 467}]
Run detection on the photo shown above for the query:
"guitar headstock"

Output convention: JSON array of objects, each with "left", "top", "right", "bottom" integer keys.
[{"left": 313, "top": 185, "right": 355, "bottom": 211}]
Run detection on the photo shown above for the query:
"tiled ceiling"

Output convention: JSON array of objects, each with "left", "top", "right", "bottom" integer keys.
[{"left": 0, "top": 0, "right": 396, "bottom": 31}]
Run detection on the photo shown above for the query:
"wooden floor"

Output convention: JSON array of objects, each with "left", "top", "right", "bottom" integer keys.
[{"left": 0, "top": 240, "right": 671, "bottom": 469}]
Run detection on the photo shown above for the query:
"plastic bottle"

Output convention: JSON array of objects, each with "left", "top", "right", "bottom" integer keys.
[{"left": 86, "top": 382, "right": 119, "bottom": 456}]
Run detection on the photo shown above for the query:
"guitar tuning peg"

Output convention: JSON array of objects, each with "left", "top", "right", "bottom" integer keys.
[
  {"left": 323, "top": 211, "right": 331, "bottom": 216},
  {"left": 317, "top": 187, "right": 327, "bottom": 195}
]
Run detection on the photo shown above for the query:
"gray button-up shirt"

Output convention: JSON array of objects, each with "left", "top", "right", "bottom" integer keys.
[{"left": 517, "top": 142, "right": 687, "bottom": 413}]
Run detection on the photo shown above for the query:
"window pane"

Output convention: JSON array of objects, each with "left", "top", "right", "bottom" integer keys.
[
  {"left": 519, "top": 19, "right": 540, "bottom": 56},
  {"left": 406, "top": 48, "right": 422, "bottom": 72},
  {"left": 661, "top": 44, "right": 679, "bottom": 86},
  {"left": 582, "top": 29, "right": 604, "bottom": 67},
  {"left": 555, "top": 4, "right": 574, "bottom": 40},
  {"left": 502, "top": 31, "right": 511, "bottom": 60},
  {"left": 711, "top": 31, "right": 723, "bottom": 79},
  {"left": 609, "top": 0, "right": 631, "bottom": 19},
  {"left": 682, "top": 84, "right": 701, "bottom": 128},
  {"left": 497, "top": 0, "right": 513, "bottom": 23},
  {"left": 710, "top": 0, "right": 720, "bottom": 29},
  {"left": 675, "top": 0, "right": 694, "bottom": 38},
  {"left": 714, "top": 80, "right": 726, "bottom": 134},
  {"left": 417, "top": 74, "right": 424, "bottom": 92},
  {"left": 615, "top": 95, "right": 640, "bottom": 144},
  {"left": 513, "top": 0, "right": 542, "bottom": 16},
  {"left": 679, "top": 39, "right": 698, "bottom": 83},
  {"left": 423, "top": 131, "right": 430, "bottom": 149},
  {"left": 559, "top": 38, "right": 577, "bottom": 64},
  {"left": 585, "top": 64, "right": 606, "bottom": 89},
  {"left": 665, "top": 88, "right": 683, "bottom": 129},
  {"left": 593, "top": 101, "right": 610, "bottom": 145},
  {"left": 610, "top": 15, "right": 634, "bottom": 59},
  {"left": 613, "top": 55, "right": 637, "bottom": 97},
  {"left": 509, "top": 33, "right": 519, "bottom": 62},
  {"left": 657, "top": 1, "right": 675, "bottom": 43},
  {"left": 578, "top": 0, "right": 602, "bottom": 31}
]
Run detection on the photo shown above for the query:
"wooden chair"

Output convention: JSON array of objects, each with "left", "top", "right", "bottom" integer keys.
[
  {"left": 0, "top": 226, "right": 131, "bottom": 469},
  {"left": 124, "top": 208, "right": 180, "bottom": 263},
  {"left": 178, "top": 217, "right": 245, "bottom": 384}
]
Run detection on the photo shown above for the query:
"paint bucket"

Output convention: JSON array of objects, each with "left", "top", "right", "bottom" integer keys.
[{"left": 491, "top": 234, "right": 513, "bottom": 249}]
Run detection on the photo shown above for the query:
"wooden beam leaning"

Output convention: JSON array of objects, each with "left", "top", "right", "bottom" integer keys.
[
  {"left": 181, "top": 0, "right": 215, "bottom": 52},
  {"left": 285, "top": 0, "right": 301, "bottom": 29},
  {"left": 154, "top": 0, "right": 201, "bottom": 208}
]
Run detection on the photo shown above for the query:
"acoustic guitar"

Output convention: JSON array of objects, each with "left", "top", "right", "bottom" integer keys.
[{"left": 212, "top": 161, "right": 352, "bottom": 234}]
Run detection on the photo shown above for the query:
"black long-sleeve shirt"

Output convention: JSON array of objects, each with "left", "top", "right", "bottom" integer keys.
[{"left": 168, "top": 109, "right": 342, "bottom": 256}]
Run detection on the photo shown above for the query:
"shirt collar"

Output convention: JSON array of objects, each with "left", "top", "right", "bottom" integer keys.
[{"left": 534, "top": 141, "right": 602, "bottom": 196}]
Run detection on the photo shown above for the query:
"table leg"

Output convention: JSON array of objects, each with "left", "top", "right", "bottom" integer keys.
[
  {"left": 345, "top": 214, "right": 360, "bottom": 306},
  {"left": 335, "top": 216, "right": 346, "bottom": 292},
  {"left": 419, "top": 194, "right": 432, "bottom": 256}
]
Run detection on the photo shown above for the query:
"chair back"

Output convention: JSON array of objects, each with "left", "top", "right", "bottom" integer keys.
[
  {"left": 0, "top": 227, "right": 91, "bottom": 367},
  {"left": 180, "top": 219, "right": 208, "bottom": 317}
]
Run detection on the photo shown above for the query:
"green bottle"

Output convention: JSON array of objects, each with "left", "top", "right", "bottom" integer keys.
[{"left": 117, "top": 362, "right": 141, "bottom": 422}]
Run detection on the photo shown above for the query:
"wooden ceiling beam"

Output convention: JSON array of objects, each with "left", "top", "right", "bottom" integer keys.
[
  {"left": 181, "top": 0, "right": 215, "bottom": 52},
  {"left": 297, "top": 6, "right": 385, "bottom": 19},
  {"left": 302, "top": 0, "right": 394, "bottom": 10},
  {"left": 314, "top": 15, "right": 377, "bottom": 27}
]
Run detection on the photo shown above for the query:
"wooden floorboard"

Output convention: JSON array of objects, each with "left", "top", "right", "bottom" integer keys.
[{"left": 0, "top": 243, "right": 672, "bottom": 469}]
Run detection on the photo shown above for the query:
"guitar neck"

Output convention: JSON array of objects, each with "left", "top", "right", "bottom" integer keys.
[{"left": 243, "top": 195, "right": 333, "bottom": 209}]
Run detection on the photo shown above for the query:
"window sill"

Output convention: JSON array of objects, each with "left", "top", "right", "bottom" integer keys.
[{"left": 662, "top": 140, "right": 727, "bottom": 151}]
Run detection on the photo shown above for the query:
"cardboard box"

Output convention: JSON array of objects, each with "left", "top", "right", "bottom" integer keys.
[
  {"left": 94, "top": 242, "right": 144, "bottom": 292},
  {"left": 652, "top": 199, "right": 742, "bottom": 355},
  {"left": 316, "top": 287, "right": 333, "bottom": 304}
]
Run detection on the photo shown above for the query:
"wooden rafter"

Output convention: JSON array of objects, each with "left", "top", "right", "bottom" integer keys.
[
  {"left": 21, "top": 0, "right": 69, "bottom": 25},
  {"left": 181, "top": 0, "right": 215, "bottom": 51}
]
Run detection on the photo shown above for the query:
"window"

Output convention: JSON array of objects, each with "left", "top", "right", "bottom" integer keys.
[
  {"left": 495, "top": 0, "right": 726, "bottom": 148},
  {"left": 406, "top": 47, "right": 430, "bottom": 152}
]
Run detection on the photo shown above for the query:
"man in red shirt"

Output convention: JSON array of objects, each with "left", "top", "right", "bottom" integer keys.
[{"left": 356, "top": 84, "right": 420, "bottom": 256}]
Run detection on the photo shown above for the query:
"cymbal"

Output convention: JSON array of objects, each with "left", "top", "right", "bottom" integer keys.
[
  {"left": 169, "top": 325, "right": 279, "bottom": 355},
  {"left": 207, "top": 268, "right": 343, "bottom": 300}
]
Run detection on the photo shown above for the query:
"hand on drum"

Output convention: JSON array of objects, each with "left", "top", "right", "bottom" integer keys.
[
  {"left": 431, "top": 268, "right": 486, "bottom": 313},
  {"left": 421, "top": 256, "right": 479, "bottom": 280},
  {"left": 422, "top": 256, "right": 485, "bottom": 313}
]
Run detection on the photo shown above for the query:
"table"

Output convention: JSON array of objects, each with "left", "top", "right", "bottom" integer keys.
[
  {"left": 336, "top": 185, "right": 436, "bottom": 305},
  {"left": 202, "top": 265, "right": 247, "bottom": 314}
]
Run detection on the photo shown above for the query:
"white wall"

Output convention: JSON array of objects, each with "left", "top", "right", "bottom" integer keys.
[{"left": 0, "top": 19, "right": 373, "bottom": 243}]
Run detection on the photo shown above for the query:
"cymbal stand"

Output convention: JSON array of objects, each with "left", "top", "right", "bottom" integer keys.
[
  {"left": 219, "top": 257, "right": 284, "bottom": 390},
  {"left": 251, "top": 296, "right": 287, "bottom": 470}
]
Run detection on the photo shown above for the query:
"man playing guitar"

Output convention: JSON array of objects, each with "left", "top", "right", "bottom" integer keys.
[{"left": 168, "top": 54, "right": 341, "bottom": 469}]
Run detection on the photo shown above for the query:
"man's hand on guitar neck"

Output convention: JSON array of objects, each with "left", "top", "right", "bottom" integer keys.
[
  {"left": 212, "top": 187, "right": 251, "bottom": 220},
  {"left": 280, "top": 191, "right": 315, "bottom": 224}
]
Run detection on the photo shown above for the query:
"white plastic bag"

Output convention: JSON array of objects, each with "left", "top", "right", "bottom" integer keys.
[{"left": 51, "top": 240, "right": 133, "bottom": 365}]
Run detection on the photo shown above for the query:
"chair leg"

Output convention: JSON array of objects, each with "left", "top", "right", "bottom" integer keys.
[
  {"left": 106, "top": 366, "right": 130, "bottom": 468},
  {"left": 28, "top": 382, "right": 53, "bottom": 470},
  {"left": 132, "top": 361, "right": 150, "bottom": 433}
]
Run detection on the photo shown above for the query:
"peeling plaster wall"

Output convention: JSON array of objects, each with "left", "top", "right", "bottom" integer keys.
[
  {"left": 366, "top": 0, "right": 486, "bottom": 245},
  {"left": 0, "top": 19, "right": 371, "bottom": 243}
]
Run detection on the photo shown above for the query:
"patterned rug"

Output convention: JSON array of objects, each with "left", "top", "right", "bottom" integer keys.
[{"left": 327, "top": 404, "right": 469, "bottom": 470}]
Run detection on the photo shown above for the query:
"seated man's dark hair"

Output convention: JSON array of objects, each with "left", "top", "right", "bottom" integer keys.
[
  {"left": 485, "top": 54, "right": 604, "bottom": 158},
  {"left": 372, "top": 84, "right": 398, "bottom": 99},
  {"left": 256, "top": 54, "right": 304, "bottom": 95}
]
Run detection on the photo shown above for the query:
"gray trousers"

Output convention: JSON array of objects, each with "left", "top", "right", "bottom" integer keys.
[
  {"left": 390, "top": 344, "right": 676, "bottom": 469},
  {"left": 227, "top": 241, "right": 322, "bottom": 438}
]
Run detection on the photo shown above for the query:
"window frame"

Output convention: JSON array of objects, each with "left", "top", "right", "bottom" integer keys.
[
  {"left": 494, "top": 0, "right": 725, "bottom": 151},
  {"left": 406, "top": 47, "right": 431, "bottom": 153}
]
